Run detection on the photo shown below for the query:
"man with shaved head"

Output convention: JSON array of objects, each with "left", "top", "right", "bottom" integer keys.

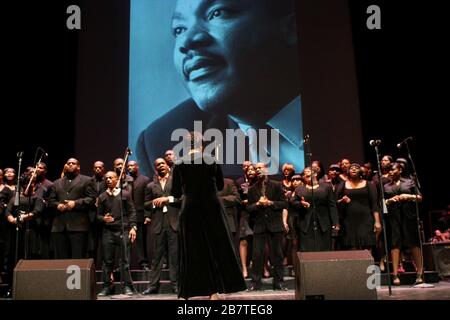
[{"left": 48, "top": 158, "right": 96, "bottom": 259}]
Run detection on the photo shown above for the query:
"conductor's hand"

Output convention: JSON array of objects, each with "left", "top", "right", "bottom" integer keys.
[{"left": 129, "top": 228, "right": 136, "bottom": 243}]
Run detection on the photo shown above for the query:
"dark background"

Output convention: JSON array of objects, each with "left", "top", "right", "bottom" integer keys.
[{"left": 2, "top": 1, "right": 448, "bottom": 237}]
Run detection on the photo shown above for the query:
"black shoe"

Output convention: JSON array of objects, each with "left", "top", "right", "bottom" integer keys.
[
  {"left": 171, "top": 286, "right": 178, "bottom": 294},
  {"left": 123, "top": 286, "right": 134, "bottom": 295},
  {"left": 273, "top": 283, "right": 288, "bottom": 291},
  {"left": 98, "top": 286, "right": 115, "bottom": 296},
  {"left": 142, "top": 287, "right": 159, "bottom": 295}
]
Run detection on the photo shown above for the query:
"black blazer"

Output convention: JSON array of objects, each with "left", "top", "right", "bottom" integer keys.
[
  {"left": 217, "top": 178, "right": 240, "bottom": 233},
  {"left": 48, "top": 174, "right": 96, "bottom": 232},
  {"left": 144, "top": 175, "right": 181, "bottom": 234},
  {"left": 132, "top": 174, "right": 151, "bottom": 223},
  {"left": 291, "top": 183, "right": 339, "bottom": 234},
  {"left": 247, "top": 179, "right": 288, "bottom": 234}
]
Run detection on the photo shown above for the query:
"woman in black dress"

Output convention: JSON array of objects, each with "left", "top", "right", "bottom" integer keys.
[
  {"left": 172, "top": 132, "right": 246, "bottom": 299},
  {"left": 384, "top": 163, "right": 423, "bottom": 285},
  {"left": 5, "top": 172, "right": 45, "bottom": 259},
  {"left": 291, "top": 167, "right": 339, "bottom": 251},
  {"left": 337, "top": 163, "right": 381, "bottom": 249}
]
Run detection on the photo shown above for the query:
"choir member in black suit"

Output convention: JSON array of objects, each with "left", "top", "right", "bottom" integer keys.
[
  {"left": 247, "top": 162, "right": 288, "bottom": 291},
  {"left": 97, "top": 171, "right": 137, "bottom": 296},
  {"left": 127, "top": 160, "right": 151, "bottom": 270},
  {"left": 88, "top": 161, "right": 106, "bottom": 266},
  {"left": 48, "top": 158, "right": 96, "bottom": 259},
  {"left": 142, "top": 158, "right": 180, "bottom": 295}
]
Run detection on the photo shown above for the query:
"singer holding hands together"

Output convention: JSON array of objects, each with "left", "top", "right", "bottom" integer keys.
[
  {"left": 384, "top": 163, "right": 423, "bottom": 285},
  {"left": 48, "top": 158, "right": 96, "bottom": 259}
]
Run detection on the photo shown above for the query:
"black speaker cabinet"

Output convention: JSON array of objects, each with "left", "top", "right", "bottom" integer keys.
[
  {"left": 423, "top": 242, "right": 450, "bottom": 277},
  {"left": 13, "top": 259, "right": 96, "bottom": 300},
  {"left": 296, "top": 250, "right": 377, "bottom": 300}
]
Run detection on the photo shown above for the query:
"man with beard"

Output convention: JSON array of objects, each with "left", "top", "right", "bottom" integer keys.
[{"left": 48, "top": 158, "right": 96, "bottom": 259}]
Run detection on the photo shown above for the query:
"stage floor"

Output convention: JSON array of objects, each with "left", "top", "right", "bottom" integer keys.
[{"left": 96, "top": 279, "right": 450, "bottom": 301}]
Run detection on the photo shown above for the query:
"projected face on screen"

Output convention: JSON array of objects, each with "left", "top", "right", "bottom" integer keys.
[{"left": 131, "top": 0, "right": 304, "bottom": 176}]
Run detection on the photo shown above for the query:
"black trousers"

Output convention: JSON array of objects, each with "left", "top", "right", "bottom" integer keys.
[
  {"left": 251, "top": 231, "right": 284, "bottom": 288},
  {"left": 52, "top": 231, "right": 88, "bottom": 259},
  {"left": 136, "top": 222, "right": 149, "bottom": 267},
  {"left": 102, "top": 228, "right": 133, "bottom": 286},
  {"left": 149, "top": 216, "right": 178, "bottom": 289}
]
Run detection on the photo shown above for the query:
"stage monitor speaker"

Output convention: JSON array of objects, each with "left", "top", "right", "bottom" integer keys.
[
  {"left": 423, "top": 242, "right": 450, "bottom": 277},
  {"left": 13, "top": 259, "right": 96, "bottom": 300},
  {"left": 296, "top": 250, "right": 377, "bottom": 300}
]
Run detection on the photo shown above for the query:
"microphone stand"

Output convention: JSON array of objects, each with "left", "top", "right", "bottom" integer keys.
[
  {"left": 403, "top": 142, "right": 433, "bottom": 288},
  {"left": 116, "top": 148, "right": 133, "bottom": 294},
  {"left": 372, "top": 144, "right": 392, "bottom": 296},
  {"left": 22, "top": 150, "right": 46, "bottom": 260},
  {"left": 303, "top": 135, "right": 318, "bottom": 251}
]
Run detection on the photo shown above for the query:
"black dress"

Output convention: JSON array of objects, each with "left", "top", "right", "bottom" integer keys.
[
  {"left": 172, "top": 153, "right": 246, "bottom": 299},
  {"left": 384, "top": 178, "right": 421, "bottom": 247},
  {"left": 337, "top": 182, "right": 379, "bottom": 248}
]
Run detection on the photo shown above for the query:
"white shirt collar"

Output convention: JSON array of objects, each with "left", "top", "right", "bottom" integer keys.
[{"left": 106, "top": 188, "right": 121, "bottom": 197}]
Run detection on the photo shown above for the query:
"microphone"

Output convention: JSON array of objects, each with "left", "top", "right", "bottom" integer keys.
[
  {"left": 17, "top": 151, "right": 24, "bottom": 158},
  {"left": 369, "top": 139, "right": 381, "bottom": 146},
  {"left": 38, "top": 147, "right": 49, "bottom": 157},
  {"left": 397, "top": 136, "right": 413, "bottom": 148},
  {"left": 126, "top": 147, "right": 132, "bottom": 155}
]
